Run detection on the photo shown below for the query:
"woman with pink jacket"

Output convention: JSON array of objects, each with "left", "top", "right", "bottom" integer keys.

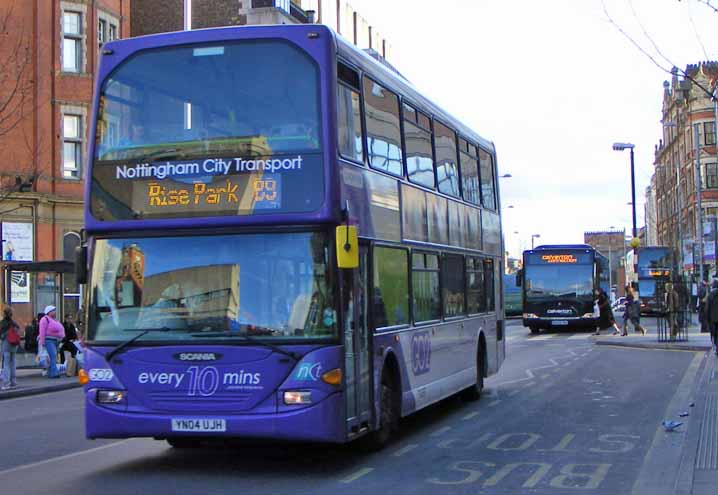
[{"left": 39, "top": 305, "right": 64, "bottom": 378}]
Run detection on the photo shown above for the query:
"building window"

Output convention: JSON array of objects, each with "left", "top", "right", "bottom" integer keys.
[
  {"left": 705, "top": 122, "right": 716, "bottom": 146},
  {"left": 62, "top": 11, "right": 82, "bottom": 72},
  {"left": 63, "top": 114, "right": 82, "bottom": 179},
  {"left": 98, "top": 15, "right": 118, "bottom": 50},
  {"left": 705, "top": 163, "right": 718, "bottom": 189}
]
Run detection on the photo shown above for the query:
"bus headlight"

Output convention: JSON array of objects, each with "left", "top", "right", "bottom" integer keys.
[
  {"left": 284, "top": 391, "right": 312, "bottom": 405},
  {"left": 523, "top": 313, "right": 538, "bottom": 319},
  {"left": 582, "top": 313, "right": 595, "bottom": 318},
  {"left": 96, "top": 390, "right": 126, "bottom": 404}
]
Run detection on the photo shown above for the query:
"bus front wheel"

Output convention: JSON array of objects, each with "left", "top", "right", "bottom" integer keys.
[
  {"left": 529, "top": 326, "right": 540, "bottom": 335},
  {"left": 364, "top": 370, "right": 399, "bottom": 450}
]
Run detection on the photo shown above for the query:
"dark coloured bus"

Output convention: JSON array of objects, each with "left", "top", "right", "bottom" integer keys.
[
  {"left": 626, "top": 247, "right": 674, "bottom": 314},
  {"left": 503, "top": 273, "right": 522, "bottom": 317},
  {"left": 77, "top": 24, "right": 505, "bottom": 449},
  {"left": 520, "top": 245, "right": 603, "bottom": 334}
]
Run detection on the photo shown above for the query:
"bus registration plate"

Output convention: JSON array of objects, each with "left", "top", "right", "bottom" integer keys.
[
  {"left": 171, "top": 419, "right": 226, "bottom": 432},
  {"left": 551, "top": 320, "right": 569, "bottom": 326}
]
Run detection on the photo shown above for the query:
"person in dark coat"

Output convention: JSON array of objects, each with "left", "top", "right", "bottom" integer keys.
[
  {"left": 594, "top": 288, "right": 621, "bottom": 336},
  {"left": 698, "top": 280, "right": 709, "bottom": 333},
  {"left": 705, "top": 280, "right": 718, "bottom": 356},
  {"left": 59, "top": 313, "right": 78, "bottom": 364},
  {"left": 23, "top": 314, "right": 42, "bottom": 353}
]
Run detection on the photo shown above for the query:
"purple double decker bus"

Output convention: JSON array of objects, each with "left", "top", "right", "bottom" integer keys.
[{"left": 79, "top": 24, "right": 505, "bottom": 448}]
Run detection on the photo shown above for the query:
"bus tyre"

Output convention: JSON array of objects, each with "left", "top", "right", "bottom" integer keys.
[
  {"left": 460, "top": 346, "right": 485, "bottom": 401},
  {"left": 529, "top": 326, "right": 540, "bottom": 335},
  {"left": 166, "top": 438, "right": 202, "bottom": 449},
  {"left": 364, "top": 372, "right": 398, "bottom": 451}
]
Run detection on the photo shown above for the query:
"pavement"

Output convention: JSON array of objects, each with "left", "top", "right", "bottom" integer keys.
[
  {"left": 589, "top": 315, "right": 718, "bottom": 494},
  {"left": 0, "top": 351, "right": 81, "bottom": 400},
  {"left": 593, "top": 316, "right": 713, "bottom": 352}
]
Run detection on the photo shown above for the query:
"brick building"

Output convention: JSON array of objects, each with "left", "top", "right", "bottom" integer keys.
[
  {"left": 0, "top": 0, "right": 130, "bottom": 324},
  {"left": 584, "top": 230, "right": 627, "bottom": 296},
  {"left": 654, "top": 62, "right": 718, "bottom": 279},
  {"left": 131, "top": 0, "right": 392, "bottom": 59}
]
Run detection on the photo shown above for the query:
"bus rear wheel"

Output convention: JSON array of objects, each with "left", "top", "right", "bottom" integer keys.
[
  {"left": 363, "top": 371, "right": 398, "bottom": 451},
  {"left": 460, "top": 346, "right": 485, "bottom": 401}
]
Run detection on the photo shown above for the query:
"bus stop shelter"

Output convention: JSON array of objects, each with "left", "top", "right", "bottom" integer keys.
[{"left": 1, "top": 260, "right": 76, "bottom": 319}]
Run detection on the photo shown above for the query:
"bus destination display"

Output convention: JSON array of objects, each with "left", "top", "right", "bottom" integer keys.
[
  {"left": 90, "top": 153, "right": 322, "bottom": 220},
  {"left": 526, "top": 251, "right": 593, "bottom": 265}
]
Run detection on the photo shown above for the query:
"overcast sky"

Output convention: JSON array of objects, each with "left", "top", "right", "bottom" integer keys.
[{"left": 347, "top": 0, "right": 718, "bottom": 258}]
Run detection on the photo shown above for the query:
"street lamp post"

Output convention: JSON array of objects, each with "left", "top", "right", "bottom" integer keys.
[
  {"left": 531, "top": 234, "right": 540, "bottom": 249},
  {"left": 613, "top": 142, "right": 638, "bottom": 280}
]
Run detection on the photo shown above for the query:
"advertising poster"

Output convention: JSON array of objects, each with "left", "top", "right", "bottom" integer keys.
[{"left": 1, "top": 222, "right": 33, "bottom": 303}]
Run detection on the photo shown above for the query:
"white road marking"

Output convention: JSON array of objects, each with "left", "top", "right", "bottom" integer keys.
[
  {"left": 0, "top": 440, "right": 130, "bottom": 477},
  {"left": 430, "top": 426, "right": 452, "bottom": 437},
  {"left": 392, "top": 444, "right": 419, "bottom": 457},
  {"left": 462, "top": 411, "right": 480, "bottom": 420},
  {"left": 340, "top": 467, "right": 374, "bottom": 483},
  {"left": 488, "top": 400, "right": 502, "bottom": 407}
]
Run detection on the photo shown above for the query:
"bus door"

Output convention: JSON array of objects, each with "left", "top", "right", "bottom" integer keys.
[{"left": 343, "top": 244, "right": 372, "bottom": 436}]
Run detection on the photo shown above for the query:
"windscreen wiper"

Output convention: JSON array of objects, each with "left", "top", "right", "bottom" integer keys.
[
  {"left": 105, "top": 327, "right": 173, "bottom": 362},
  {"left": 190, "top": 330, "right": 300, "bottom": 362}
]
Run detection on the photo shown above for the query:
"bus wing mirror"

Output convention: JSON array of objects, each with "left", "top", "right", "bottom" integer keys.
[
  {"left": 75, "top": 245, "right": 88, "bottom": 284},
  {"left": 516, "top": 269, "right": 523, "bottom": 287},
  {"left": 336, "top": 225, "right": 358, "bottom": 269}
]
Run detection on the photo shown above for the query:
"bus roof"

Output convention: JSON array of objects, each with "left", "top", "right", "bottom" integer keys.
[{"left": 529, "top": 244, "right": 595, "bottom": 251}]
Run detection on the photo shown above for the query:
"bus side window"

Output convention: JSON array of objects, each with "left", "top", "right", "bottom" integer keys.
[{"left": 372, "top": 246, "right": 409, "bottom": 329}]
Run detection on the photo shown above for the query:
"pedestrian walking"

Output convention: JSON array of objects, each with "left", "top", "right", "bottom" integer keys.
[
  {"left": 594, "top": 288, "right": 621, "bottom": 336},
  {"left": 1, "top": 307, "right": 23, "bottom": 390},
  {"left": 622, "top": 285, "right": 647, "bottom": 336},
  {"left": 39, "top": 306, "right": 64, "bottom": 379},
  {"left": 664, "top": 282, "right": 681, "bottom": 337},
  {"left": 705, "top": 280, "right": 718, "bottom": 356}
]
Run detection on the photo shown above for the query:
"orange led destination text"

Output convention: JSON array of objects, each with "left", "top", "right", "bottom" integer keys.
[{"left": 541, "top": 254, "right": 577, "bottom": 264}]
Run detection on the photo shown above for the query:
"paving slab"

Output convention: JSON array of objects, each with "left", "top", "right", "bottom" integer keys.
[{"left": 0, "top": 368, "right": 81, "bottom": 400}]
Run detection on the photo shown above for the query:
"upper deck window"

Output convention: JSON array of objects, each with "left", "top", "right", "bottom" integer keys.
[
  {"left": 91, "top": 40, "right": 323, "bottom": 220},
  {"left": 434, "top": 121, "right": 460, "bottom": 198},
  {"left": 337, "top": 63, "right": 363, "bottom": 163},
  {"left": 363, "top": 77, "right": 403, "bottom": 177},
  {"left": 479, "top": 147, "right": 496, "bottom": 210},
  {"left": 403, "top": 103, "right": 434, "bottom": 188},
  {"left": 459, "top": 139, "right": 479, "bottom": 205}
]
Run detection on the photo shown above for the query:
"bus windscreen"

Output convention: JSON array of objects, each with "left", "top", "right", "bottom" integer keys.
[
  {"left": 524, "top": 264, "right": 594, "bottom": 302},
  {"left": 90, "top": 40, "right": 323, "bottom": 220},
  {"left": 88, "top": 232, "right": 337, "bottom": 343}
]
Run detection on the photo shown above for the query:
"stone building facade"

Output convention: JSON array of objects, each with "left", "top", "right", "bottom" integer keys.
[{"left": 654, "top": 62, "right": 718, "bottom": 278}]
